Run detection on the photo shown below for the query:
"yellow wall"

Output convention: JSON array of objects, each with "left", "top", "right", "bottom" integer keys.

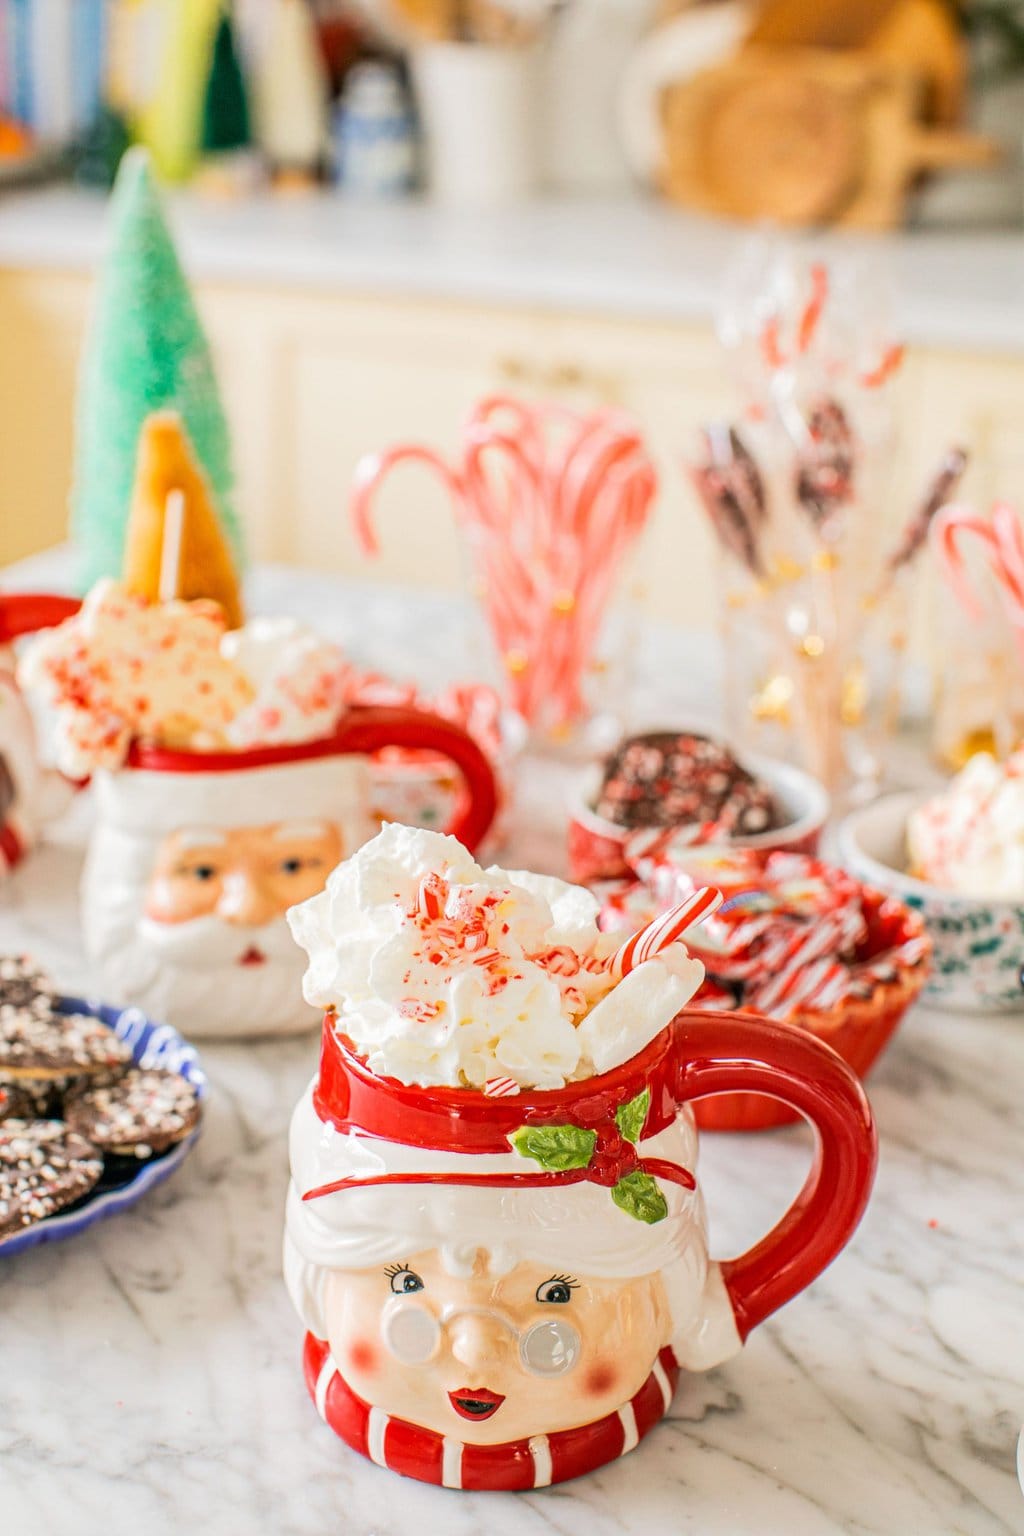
[{"left": 0, "top": 269, "right": 91, "bottom": 564}]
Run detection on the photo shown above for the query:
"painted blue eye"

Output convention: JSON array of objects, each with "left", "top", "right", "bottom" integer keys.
[
  {"left": 192, "top": 865, "right": 217, "bottom": 881},
  {"left": 389, "top": 1267, "right": 424, "bottom": 1295},
  {"left": 536, "top": 1277, "right": 575, "bottom": 1305}
]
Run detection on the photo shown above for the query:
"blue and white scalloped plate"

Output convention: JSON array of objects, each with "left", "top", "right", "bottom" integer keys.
[{"left": 1, "top": 996, "right": 206, "bottom": 1257}]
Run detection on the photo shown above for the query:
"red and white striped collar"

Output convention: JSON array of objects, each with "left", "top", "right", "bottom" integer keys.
[{"left": 303, "top": 1332, "right": 680, "bottom": 1491}]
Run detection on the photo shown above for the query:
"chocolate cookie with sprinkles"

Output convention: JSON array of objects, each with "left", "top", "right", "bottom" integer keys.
[
  {"left": 0, "top": 998, "right": 133, "bottom": 1084},
  {"left": 63, "top": 1069, "right": 201, "bottom": 1159},
  {"left": 0, "top": 1120, "right": 103, "bottom": 1240},
  {"left": 0, "top": 1082, "right": 36, "bottom": 1121},
  {"left": 0, "top": 954, "right": 56, "bottom": 1012}
]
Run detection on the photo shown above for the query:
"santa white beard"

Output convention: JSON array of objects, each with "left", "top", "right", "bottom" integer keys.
[{"left": 82, "top": 848, "right": 320, "bottom": 1039}]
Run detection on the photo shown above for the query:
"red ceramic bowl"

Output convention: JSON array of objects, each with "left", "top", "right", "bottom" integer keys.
[
  {"left": 691, "top": 889, "right": 930, "bottom": 1132},
  {"left": 568, "top": 753, "right": 831, "bottom": 885}
]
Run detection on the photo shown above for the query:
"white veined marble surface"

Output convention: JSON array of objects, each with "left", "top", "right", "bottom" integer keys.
[{"left": 0, "top": 559, "right": 1022, "bottom": 1536}]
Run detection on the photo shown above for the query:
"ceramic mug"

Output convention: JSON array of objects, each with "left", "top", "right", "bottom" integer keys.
[
  {"left": 0, "top": 593, "right": 80, "bottom": 873},
  {"left": 1, "top": 594, "right": 499, "bottom": 1038},
  {"left": 284, "top": 1008, "right": 877, "bottom": 1490},
  {"left": 568, "top": 753, "right": 831, "bottom": 884},
  {"left": 839, "top": 789, "right": 1024, "bottom": 1012}
]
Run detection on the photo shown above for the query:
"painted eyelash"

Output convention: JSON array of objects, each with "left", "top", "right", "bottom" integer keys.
[
  {"left": 383, "top": 1261, "right": 411, "bottom": 1279},
  {"left": 548, "top": 1273, "right": 579, "bottom": 1289}
]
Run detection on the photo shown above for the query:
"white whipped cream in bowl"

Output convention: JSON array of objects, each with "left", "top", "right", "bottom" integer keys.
[
  {"left": 287, "top": 823, "right": 707, "bottom": 1091},
  {"left": 906, "top": 750, "right": 1024, "bottom": 899},
  {"left": 839, "top": 755, "right": 1024, "bottom": 1012}
]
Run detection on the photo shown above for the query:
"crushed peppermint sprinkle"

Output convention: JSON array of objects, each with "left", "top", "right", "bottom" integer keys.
[
  {"left": 288, "top": 824, "right": 714, "bottom": 1093},
  {"left": 64, "top": 1069, "right": 200, "bottom": 1156},
  {"left": 484, "top": 1077, "right": 521, "bottom": 1097},
  {"left": 0, "top": 1120, "right": 102, "bottom": 1239}
]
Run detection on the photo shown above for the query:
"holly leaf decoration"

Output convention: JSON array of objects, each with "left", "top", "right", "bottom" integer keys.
[
  {"left": 615, "top": 1088, "right": 650, "bottom": 1146},
  {"left": 510, "top": 1124, "right": 597, "bottom": 1172},
  {"left": 612, "top": 1171, "right": 668, "bottom": 1225}
]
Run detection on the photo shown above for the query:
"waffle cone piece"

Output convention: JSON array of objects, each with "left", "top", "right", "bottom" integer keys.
[{"left": 122, "top": 410, "right": 244, "bottom": 629}]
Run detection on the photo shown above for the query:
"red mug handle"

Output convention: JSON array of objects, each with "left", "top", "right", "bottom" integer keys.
[
  {"left": 0, "top": 595, "right": 499, "bottom": 851},
  {"left": 129, "top": 708, "right": 501, "bottom": 852},
  {"left": 327, "top": 705, "right": 499, "bottom": 853},
  {"left": 673, "top": 1009, "right": 878, "bottom": 1340},
  {"left": 0, "top": 592, "right": 82, "bottom": 644}
]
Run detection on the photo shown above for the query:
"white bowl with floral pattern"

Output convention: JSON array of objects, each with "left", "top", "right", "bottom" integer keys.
[{"left": 838, "top": 790, "right": 1024, "bottom": 1013}]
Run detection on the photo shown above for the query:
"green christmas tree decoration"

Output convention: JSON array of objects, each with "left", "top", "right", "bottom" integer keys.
[
  {"left": 72, "top": 146, "right": 244, "bottom": 589},
  {"left": 201, "top": 9, "right": 251, "bottom": 156}
]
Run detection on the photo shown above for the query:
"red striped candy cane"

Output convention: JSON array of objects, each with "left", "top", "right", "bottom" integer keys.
[
  {"left": 933, "top": 502, "right": 1024, "bottom": 663},
  {"left": 416, "top": 873, "right": 449, "bottom": 921},
  {"left": 607, "top": 886, "right": 722, "bottom": 981},
  {"left": 484, "top": 1076, "right": 521, "bottom": 1098}
]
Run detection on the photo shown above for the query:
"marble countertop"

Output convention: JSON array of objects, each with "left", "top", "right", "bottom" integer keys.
[
  {"left": 2, "top": 186, "right": 1024, "bottom": 355},
  {"left": 1, "top": 561, "right": 1023, "bottom": 1536}
]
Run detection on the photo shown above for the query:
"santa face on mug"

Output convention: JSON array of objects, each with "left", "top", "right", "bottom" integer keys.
[
  {"left": 323, "top": 1246, "right": 671, "bottom": 1445},
  {"left": 84, "top": 813, "right": 343, "bottom": 1034},
  {"left": 145, "top": 821, "right": 343, "bottom": 946}
]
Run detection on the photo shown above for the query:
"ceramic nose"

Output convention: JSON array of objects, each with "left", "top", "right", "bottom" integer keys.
[
  {"left": 447, "top": 1312, "right": 510, "bottom": 1371},
  {"left": 217, "top": 868, "right": 280, "bottom": 927}
]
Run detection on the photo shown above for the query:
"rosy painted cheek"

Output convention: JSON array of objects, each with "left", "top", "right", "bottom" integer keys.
[
  {"left": 346, "top": 1338, "right": 380, "bottom": 1376},
  {"left": 583, "top": 1361, "right": 619, "bottom": 1398}
]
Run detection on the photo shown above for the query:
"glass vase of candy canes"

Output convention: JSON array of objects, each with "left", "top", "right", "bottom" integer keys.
[
  {"left": 693, "top": 247, "right": 966, "bottom": 798},
  {"left": 350, "top": 397, "right": 657, "bottom": 758},
  {"left": 930, "top": 501, "right": 1024, "bottom": 768}
]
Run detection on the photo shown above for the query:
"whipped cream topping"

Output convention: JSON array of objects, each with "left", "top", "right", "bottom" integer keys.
[
  {"left": 19, "top": 586, "right": 354, "bottom": 774},
  {"left": 907, "top": 749, "right": 1024, "bottom": 898},
  {"left": 18, "top": 580, "right": 255, "bottom": 776},
  {"left": 287, "top": 824, "right": 705, "bottom": 1090},
  {"left": 221, "top": 617, "right": 349, "bottom": 749}
]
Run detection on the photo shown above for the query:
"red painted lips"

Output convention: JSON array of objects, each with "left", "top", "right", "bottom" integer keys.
[
  {"left": 238, "top": 947, "right": 267, "bottom": 967},
  {"left": 448, "top": 1387, "right": 505, "bottom": 1421}
]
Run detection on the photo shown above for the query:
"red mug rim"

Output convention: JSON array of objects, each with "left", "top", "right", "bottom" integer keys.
[{"left": 126, "top": 711, "right": 386, "bottom": 775}]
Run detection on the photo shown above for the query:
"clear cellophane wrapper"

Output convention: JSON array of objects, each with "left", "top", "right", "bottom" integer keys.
[{"left": 718, "top": 470, "right": 910, "bottom": 800}]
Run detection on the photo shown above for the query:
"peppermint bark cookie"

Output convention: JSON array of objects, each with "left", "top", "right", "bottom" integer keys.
[
  {"left": 0, "top": 1082, "right": 35, "bottom": 1121},
  {"left": 64, "top": 1069, "right": 201, "bottom": 1158},
  {"left": 0, "top": 1119, "right": 103, "bottom": 1240},
  {"left": 0, "top": 954, "right": 55, "bottom": 1013},
  {"left": 0, "top": 1004, "right": 133, "bottom": 1082}
]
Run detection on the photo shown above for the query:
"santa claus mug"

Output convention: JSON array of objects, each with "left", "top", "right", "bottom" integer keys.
[
  {"left": 284, "top": 1009, "right": 877, "bottom": 1491},
  {"left": 0, "top": 594, "right": 80, "bottom": 874},
  {"left": 0, "top": 594, "right": 499, "bottom": 1039},
  {"left": 84, "top": 718, "right": 497, "bottom": 1038}
]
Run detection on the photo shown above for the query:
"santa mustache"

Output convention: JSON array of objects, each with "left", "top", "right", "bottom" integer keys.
[{"left": 135, "top": 913, "right": 306, "bottom": 968}]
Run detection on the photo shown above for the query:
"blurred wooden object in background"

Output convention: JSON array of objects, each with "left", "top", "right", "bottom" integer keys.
[
  {"left": 660, "top": 47, "right": 997, "bottom": 228},
  {"left": 655, "top": 0, "right": 998, "bottom": 228},
  {"left": 745, "top": 0, "right": 966, "bottom": 123},
  {"left": 389, "top": 0, "right": 545, "bottom": 44},
  {"left": 390, "top": 0, "right": 459, "bottom": 41}
]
